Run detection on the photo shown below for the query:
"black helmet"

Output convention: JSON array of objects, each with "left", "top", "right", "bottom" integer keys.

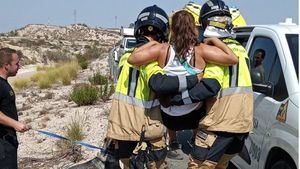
[
  {"left": 134, "top": 5, "right": 169, "bottom": 43},
  {"left": 199, "top": 0, "right": 231, "bottom": 29}
]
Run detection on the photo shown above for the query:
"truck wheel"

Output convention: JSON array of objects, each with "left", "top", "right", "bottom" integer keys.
[{"left": 271, "top": 160, "right": 294, "bottom": 169}]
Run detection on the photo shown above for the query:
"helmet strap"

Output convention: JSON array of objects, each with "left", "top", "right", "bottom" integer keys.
[
  {"left": 203, "top": 26, "right": 235, "bottom": 38},
  {"left": 136, "top": 35, "right": 150, "bottom": 46}
]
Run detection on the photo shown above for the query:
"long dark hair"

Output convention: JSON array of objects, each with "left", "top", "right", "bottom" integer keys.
[{"left": 171, "top": 10, "right": 198, "bottom": 58}]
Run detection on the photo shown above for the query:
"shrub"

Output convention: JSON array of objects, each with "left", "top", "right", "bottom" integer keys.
[
  {"left": 81, "top": 23, "right": 88, "bottom": 27},
  {"left": 76, "top": 54, "right": 88, "bottom": 69},
  {"left": 79, "top": 60, "right": 88, "bottom": 69},
  {"left": 8, "top": 30, "right": 18, "bottom": 36},
  {"left": 88, "top": 72, "right": 108, "bottom": 85},
  {"left": 70, "top": 84, "right": 99, "bottom": 106},
  {"left": 83, "top": 45, "right": 102, "bottom": 60}
]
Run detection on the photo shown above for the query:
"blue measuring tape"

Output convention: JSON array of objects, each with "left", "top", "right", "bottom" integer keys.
[{"left": 34, "top": 129, "right": 107, "bottom": 153}]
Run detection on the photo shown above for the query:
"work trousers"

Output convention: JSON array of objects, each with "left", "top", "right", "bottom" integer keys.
[
  {"left": 188, "top": 130, "right": 247, "bottom": 169},
  {"left": 109, "top": 137, "right": 167, "bottom": 169}
]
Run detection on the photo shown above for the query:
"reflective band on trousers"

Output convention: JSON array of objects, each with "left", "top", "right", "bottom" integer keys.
[
  {"left": 113, "top": 92, "right": 160, "bottom": 108},
  {"left": 217, "top": 86, "right": 252, "bottom": 98}
]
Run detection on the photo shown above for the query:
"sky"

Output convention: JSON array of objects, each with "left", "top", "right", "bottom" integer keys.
[{"left": 0, "top": 0, "right": 298, "bottom": 33}]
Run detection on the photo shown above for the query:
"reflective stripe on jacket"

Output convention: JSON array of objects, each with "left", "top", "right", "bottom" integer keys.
[{"left": 200, "top": 38, "right": 253, "bottom": 133}]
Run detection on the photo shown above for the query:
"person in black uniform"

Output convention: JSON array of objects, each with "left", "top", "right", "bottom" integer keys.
[{"left": 0, "top": 47, "right": 29, "bottom": 169}]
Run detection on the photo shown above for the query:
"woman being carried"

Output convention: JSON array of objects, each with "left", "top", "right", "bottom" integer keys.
[{"left": 128, "top": 10, "right": 237, "bottom": 159}]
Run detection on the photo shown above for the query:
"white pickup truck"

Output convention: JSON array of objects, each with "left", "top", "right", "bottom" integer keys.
[
  {"left": 230, "top": 18, "right": 299, "bottom": 169},
  {"left": 109, "top": 27, "right": 137, "bottom": 83},
  {"left": 116, "top": 27, "right": 137, "bottom": 62}
]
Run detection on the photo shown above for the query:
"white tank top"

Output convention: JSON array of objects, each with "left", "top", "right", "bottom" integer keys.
[{"left": 161, "top": 45, "right": 203, "bottom": 116}]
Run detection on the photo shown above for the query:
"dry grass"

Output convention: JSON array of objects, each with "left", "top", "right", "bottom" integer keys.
[
  {"left": 30, "top": 73, "right": 42, "bottom": 82},
  {"left": 13, "top": 61, "right": 80, "bottom": 91},
  {"left": 32, "top": 61, "right": 81, "bottom": 89},
  {"left": 54, "top": 112, "right": 86, "bottom": 163},
  {"left": 12, "top": 78, "right": 31, "bottom": 91},
  {"left": 38, "top": 76, "right": 52, "bottom": 89},
  {"left": 60, "top": 71, "right": 71, "bottom": 85},
  {"left": 66, "top": 112, "right": 86, "bottom": 142}
]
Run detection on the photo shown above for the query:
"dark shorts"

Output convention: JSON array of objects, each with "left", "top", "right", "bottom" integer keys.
[
  {"left": 191, "top": 131, "right": 248, "bottom": 162},
  {"left": 0, "top": 138, "right": 18, "bottom": 169},
  {"left": 161, "top": 108, "right": 205, "bottom": 131}
]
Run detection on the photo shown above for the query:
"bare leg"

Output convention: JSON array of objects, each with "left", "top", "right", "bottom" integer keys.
[{"left": 168, "top": 129, "right": 177, "bottom": 144}]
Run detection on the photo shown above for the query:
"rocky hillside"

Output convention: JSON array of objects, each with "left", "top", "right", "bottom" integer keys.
[
  {"left": 0, "top": 24, "right": 122, "bottom": 65},
  {"left": 0, "top": 24, "right": 122, "bottom": 168}
]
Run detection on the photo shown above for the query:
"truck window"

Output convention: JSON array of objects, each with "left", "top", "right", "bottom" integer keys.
[
  {"left": 235, "top": 35, "right": 249, "bottom": 48},
  {"left": 286, "top": 34, "right": 299, "bottom": 81},
  {"left": 126, "top": 39, "right": 137, "bottom": 48},
  {"left": 249, "top": 36, "right": 288, "bottom": 101}
]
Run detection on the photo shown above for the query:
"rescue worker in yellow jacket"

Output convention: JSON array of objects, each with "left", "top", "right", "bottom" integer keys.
[
  {"left": 105, "top": 5, "right": 203, "bottom": 169},
  {"left": 165, "top": 0, "right": 253, "bottom": 168}
]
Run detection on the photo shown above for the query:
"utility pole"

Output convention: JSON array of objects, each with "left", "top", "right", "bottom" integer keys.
[
  {"left": 47, "top": 17, "right": 50, "bottom": 25},
  {"left": 73, "top": 9, "right": 77, "bottom": 24},
  {"left": 115, "top": 16, "right": 117, "bottom": 28}
]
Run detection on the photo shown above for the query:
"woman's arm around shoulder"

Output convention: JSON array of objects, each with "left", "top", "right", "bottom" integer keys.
[
  {"left": 198, "top": 37, "right": 238, "bottom": 66},
  {"left": 128, "top": 42, "right": 168, "bottom": 66}
]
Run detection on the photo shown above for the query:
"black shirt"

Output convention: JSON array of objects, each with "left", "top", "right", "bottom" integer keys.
[{"left": 0, "top": 77, "right": 18, "bottom": 136}]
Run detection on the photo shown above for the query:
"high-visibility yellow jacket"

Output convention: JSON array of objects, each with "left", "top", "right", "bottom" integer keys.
[
  {"left": 107, "top": 46, "right": 201, "bottom": 141},
  {"left": 200, "top": 38, "right": 253, "bottom": 133},
  {"left": 106, "top": 49, "right": 165, "bottom": 141}
]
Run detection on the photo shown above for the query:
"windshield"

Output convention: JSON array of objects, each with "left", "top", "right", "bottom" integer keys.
[
  {"left": 126, "top": 39, "right": 137, "bottom": 48},
  {"left": 286, "top": 34, "right": 298, "bottom": 80}
]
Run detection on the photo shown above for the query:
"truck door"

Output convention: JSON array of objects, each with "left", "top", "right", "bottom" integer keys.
[{"left": 243, "top": 36, "right": 289, "bottom": 168}]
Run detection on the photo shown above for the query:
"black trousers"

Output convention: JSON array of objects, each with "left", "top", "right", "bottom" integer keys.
[{"left": 0, "top": 138, "right": 18, "bottom": 169}]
